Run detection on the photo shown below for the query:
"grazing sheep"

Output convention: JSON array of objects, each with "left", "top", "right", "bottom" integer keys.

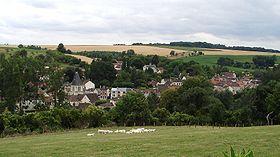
[
  {"left": 98, "top": 130, "right": 113, "bottom": 134},
  {"left": 98, "top": 128, "right": 156, "bottom": 135},
  {"left": 87, "top": 133, "right": 95, "bottom": 136},
  {"left": 115, "top": 129, "right": 126, "bottom": 133},
  {"left": 126, "top": 131, "right": 133, "bottom": 134}
]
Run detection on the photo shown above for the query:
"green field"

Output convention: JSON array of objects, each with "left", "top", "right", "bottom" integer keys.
[
  {"left": 0, "top": 126, "right": 279, "bottom": 157},
  {"left": 0, "top": 47, "right": 48, "bottom": 57},
  {"left": 173, "top": 55, "right": 280, "bottom": 73}
]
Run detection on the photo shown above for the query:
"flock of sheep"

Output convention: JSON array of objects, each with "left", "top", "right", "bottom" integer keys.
[{"left": 87, "top": 128, "right": 156, "bottom": 136}]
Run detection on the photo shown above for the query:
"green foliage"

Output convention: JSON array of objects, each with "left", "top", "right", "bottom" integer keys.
[
  {"left": 57, "top": 43, "right": 67, "bottom": 53},
  {"left": 152, "top": 108, "right": 170, "bottom": 124},
  {"left": 89, "top": 61, "right": 117, "bottom": 86},
  {"left": 113, "top": 92, "right": 151, "bottom": 126},
  {"left": 217, "top": 57, "right": 234, "bottom": 66},
  {"left": 0, "top": 106, "right": 107, "bottom": 136},
  {"left": 168, "top": 112, "right": 196, "bottom": 126},
  {"left": 147, "top": 93, "right": 159, "bottom": 111},
  {"left": 159, "top": 89, "right": 179, "bottom": 113},
  {"left": 223, "top": 147, "right": 254, "bottom": 157},
  {"left": 252, "top": 55, "right": 277, "bottom": 68},
  {"left": 85, "top": 105, "right": 107, "bottom": 128}
]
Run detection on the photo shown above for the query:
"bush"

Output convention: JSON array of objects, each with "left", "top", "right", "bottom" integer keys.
[
  {"left": 152, "top": 108, "right": 170, "bottom": 124},
  {"left": 168, "top": 112, "right": 196, "bottom": 126},
  {"left": 223, "top": 146, "right": 254, "bottom": 157},
  {"left": 85, "top": 105, "right": 107, "bottom": 128}
]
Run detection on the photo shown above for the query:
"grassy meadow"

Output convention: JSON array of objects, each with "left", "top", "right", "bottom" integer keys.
[
  {"left": 173, "top": 55, "right": 280, "bottom": 73},
  {"left": 0, "top": 47, "right": 48, "bottom": 57},
  {"left": 0, "top": 126, "right": 279, "bottom": 157}
]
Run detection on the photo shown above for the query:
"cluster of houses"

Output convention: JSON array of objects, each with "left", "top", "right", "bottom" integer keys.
[
  {"left": 143, "top": 63, "right": 164, "bottom": 74},
  {"left": 15, "top": 62, "right": 261, "bottom": 112},
  {"left": 210, "top": 72, "right": 260, "bottom": 94},
  {"left": 63, "top": 72, "right": 186, "bottom": 109}
]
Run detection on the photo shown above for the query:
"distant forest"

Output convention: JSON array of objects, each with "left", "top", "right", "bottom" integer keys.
[{"left": 133, "top": 42, "right": 280, "bottom": 53}]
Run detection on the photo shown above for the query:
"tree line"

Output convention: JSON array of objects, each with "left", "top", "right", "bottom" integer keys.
[{"left": 217, "top": 56, "right": 277, "bottom": 69}]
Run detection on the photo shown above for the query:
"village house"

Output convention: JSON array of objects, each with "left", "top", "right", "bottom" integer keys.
[
  {"left": 17, "top": 81, "right": 53, "bottom": 112},
  {"left": 64, "top": 72, "right": 96, "bottom": 95},
  {"left": 211, "top": 72, "right": 260, "bottom": 94},
  {"left": 64, "top": 72, "right": 99, "bottom": 108},
  {"left": 111, "top": 88, "right": 132, "bottom": 99},
  {"left": 113, "top": 61, "right": 123, "bottom": 71},
  {"left": 97, "top": 101, "right": 115, "bottom": 109},
  {"left": 68, "top": 93, "right": 99, "bottom": 109},
  {"left": 135, "top": 88, "right": 161, "bottom": 97},
  {"left": 143, "top": 63, "right": 161, "bottom": 73},
  {"left": 157, "top": 78, "right": 184, "bottom": 88},
  {"left": 96, "top": 86, "right": 111, "bottom": 100}
]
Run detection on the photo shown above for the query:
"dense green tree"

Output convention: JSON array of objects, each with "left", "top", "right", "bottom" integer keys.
[
  {"left": 152, "top": 108, "right": 170, "bottom": 124},
  {"left": 208, "top": 97, "right": 225, "bottom": 123},
  {"left": 127, "top": 49, "right": 135, "bottom": 56},
  {"left": 57, "top": 43, "right": 67, "bottom": 53},
  {"left": 47, "top": 69, "right": 65, "bottom": 107},
  {"left": 89, "top": 61, "right": 117, "bottom": 86},
  {"left": 130, "top": 57, "right": 145, "bottom": 69},
  {"left": 0, "top": 56, "right": 44, "bottom": 112},
  {"left": 214, "top": 90, "right": 234, "bottom": 110},
  {"left": 176, "top": 77, "right": 213, "bottom": 116},
  {"left": 113, "top": 92, "right": 151, "bottom": 125},
  {"left": 170, "top": 50, "right": 175, "bottom": 56},
  {"left": 18, "top": 44, "right": 24, "bottom": 49},
  {"left": 151, "top": 55, "right": 159, "bottom": 66},
  {"left": 253, "top": 55, "right": 277, "bottom": 68},
  {"left": 217, "top": 57, "right": 234, "bottom": 66},
  {"left": 159, "top": 89, "right": 179, "bottom": 113},
  {"left": 147, "top": 93, "right": 159, "bottom": 111},
  {"left": 266, "top": 83, "right": 280, "bottom": 123},
  {"left": 85, "top": 105, "right": 107, "bottom": 128}
]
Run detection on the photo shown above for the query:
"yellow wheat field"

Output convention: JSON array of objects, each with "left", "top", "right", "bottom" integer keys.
[
  {"left": 66, "top": 54, "right": 93, "bottom": 64},
  {"left": 43, "top": 45, "right": 189, "bottom": 56},
  {"left": 42, "top": 45, "right": 280, "bottom": 56}
]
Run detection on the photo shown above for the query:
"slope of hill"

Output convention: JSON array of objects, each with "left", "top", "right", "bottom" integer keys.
[
  {"left": 43, "top": 45, "right": 187, "bottom": 57},
  {"left": 0, "top": 126, "right": 279, "bottom": 157},
  {"left": 42, "top": 45, "right": 280, "bottom": 57}
]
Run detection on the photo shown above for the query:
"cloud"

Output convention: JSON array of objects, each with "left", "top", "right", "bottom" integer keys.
[
  {"left": 0, "top": 0, "right": 280, "bottom": 49},
  {"left": 23, "top": 0, "right": 56, "bottom": 9}
]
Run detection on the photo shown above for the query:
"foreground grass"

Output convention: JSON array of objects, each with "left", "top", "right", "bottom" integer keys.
[{"left": 0, "top": 126, "right": 279, "bottom": 157}]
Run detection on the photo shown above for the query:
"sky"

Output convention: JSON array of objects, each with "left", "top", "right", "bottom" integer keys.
[{"left": 0, "top": 0, "right": 280, "bottom": 49}]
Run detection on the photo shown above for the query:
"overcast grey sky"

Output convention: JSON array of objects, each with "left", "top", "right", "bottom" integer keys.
[{"left": 0, "top": 0, "right": 280, "bottom": 49}]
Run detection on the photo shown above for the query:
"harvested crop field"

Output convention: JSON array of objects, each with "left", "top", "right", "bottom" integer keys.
[
  {"left": 203, "top": 49, "right": 280, "bottom": 56},
  {"left": 66, "top": 54, "right": 93, "bottom": 64},
  {"left": 43, "top": 45, "right": 188, "bottom": 56},
  {"left": 43, "top": 45, "right": 280, "bottom": 57}
]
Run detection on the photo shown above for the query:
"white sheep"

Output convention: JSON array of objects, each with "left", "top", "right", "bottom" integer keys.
[
  {"left": 126, "top": 131, "right": 133, "bottom": 134},
  {"left": 98, "top": 129, "right": 113, "bottom": 134},
  {"left": 87, "top": 133, "right": 95, "bottom": 136}
]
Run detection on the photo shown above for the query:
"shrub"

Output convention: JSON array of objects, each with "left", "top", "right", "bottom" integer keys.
[{"left": 223, "top": 147, "right": 254, "bottom": 157}]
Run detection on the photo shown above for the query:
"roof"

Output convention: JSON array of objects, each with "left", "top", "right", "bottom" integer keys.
[
  {"left": 111, "top": 88, "right": 132, "bottom": 92},
  {"left": 98, "top": 102, "right": 115, "bottom": 109},
  {"left": 71, "top": 72, "right": 83, "bottom": 86},
  {"left": 68, "top": 93, "right": 99, "bottom": 104}
]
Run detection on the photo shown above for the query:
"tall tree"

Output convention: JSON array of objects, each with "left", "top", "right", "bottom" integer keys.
[
  {"left": 113, "top": 92, "right": 151, "bottom": 125},
  {"left": 57, "top": 43, "right": 67, "bottom": 53},
  {"left": 89, "top": 61, "right": 117, "bottom": 86}
]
